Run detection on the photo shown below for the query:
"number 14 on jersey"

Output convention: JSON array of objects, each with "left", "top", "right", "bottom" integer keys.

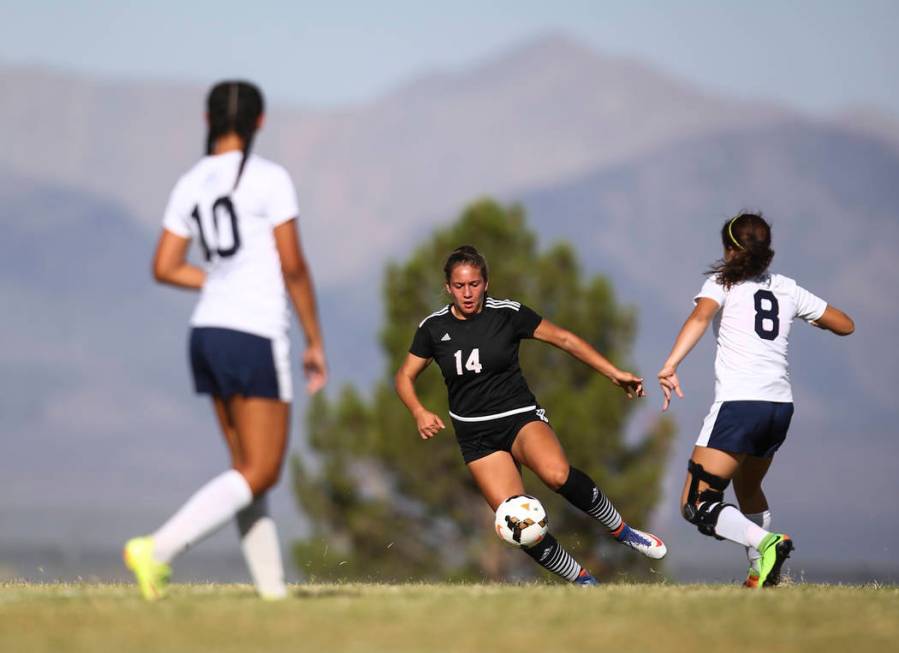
[{"left": 454, "top": 348, "right": 482, "bottom": 375}]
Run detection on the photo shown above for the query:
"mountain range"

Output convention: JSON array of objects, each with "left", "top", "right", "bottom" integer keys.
[{"left": 1, "top": 35, "right": 896, "bottom": 581}]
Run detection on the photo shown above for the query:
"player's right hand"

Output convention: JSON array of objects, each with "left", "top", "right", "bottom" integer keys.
[
  {"left": 612, "top": 369, "right": 646, "bottom": 399},
  {"left": 414, "top": 409, "right": 445, "bottom": 440},
  {"left": 657, "top": 366, "right": 683, "bottom": 411}
]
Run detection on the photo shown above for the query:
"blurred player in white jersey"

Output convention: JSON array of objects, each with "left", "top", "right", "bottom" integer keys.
[
  {"left": 124, "top": 81, "right": 327, "bottom": 600},
  {"left": 657, "top": 213, "right": 853, "bottom": 588}
]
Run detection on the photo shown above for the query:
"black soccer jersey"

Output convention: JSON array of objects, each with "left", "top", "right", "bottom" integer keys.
[{"left": 409, "top": 297, "right": 543, "bottom": 419}]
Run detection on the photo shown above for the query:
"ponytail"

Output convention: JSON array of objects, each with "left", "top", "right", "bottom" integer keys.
[
  {"left": 205, "top": 80, "right": 265, "bottom": 190},
  {"left": 707, "top": 212, "right": 775, "bottom": 288}
]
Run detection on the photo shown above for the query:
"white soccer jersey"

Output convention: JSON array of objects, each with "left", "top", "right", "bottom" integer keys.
[
  {"left": 162, "top": 152, "right": 299, "bottom": 339},
  {"left": 695, "top": 273, "right": 827, "bottom": 403}
]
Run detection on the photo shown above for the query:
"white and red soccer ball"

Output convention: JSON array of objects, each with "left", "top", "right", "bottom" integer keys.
[{"left": 494, "top": 495, "right": 548, "bottom": 548}]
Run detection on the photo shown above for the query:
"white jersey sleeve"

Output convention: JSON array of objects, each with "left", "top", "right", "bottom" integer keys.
[
  {"left": 162, "top": 176, "right": 193, "bottom": 238},
  {"left": 791, "top": 282, "right": 827, "bottom": 322},
  {"left": 694, "top": 277, "right": 726, "bottom": 307},
  {"left": 265, "top": 165, "right": 300, "bottom": 227}
]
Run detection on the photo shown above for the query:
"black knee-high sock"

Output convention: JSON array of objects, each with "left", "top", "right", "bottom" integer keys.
[
  {"left": 556, "top": 467, "right": 623, "bottom": 532},
  {"left": 522, "top": 533, "right": 583, "bottom": 582}
]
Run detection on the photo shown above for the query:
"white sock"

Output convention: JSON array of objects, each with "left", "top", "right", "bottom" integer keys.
[
  {"left": 237, "top": 495, "right": 287, "bottom": 599},
  {"left": 744, "top": 510, "right": 771, "bottom": 573},
  {"left": 712, "top": 505, "right": 768, "bottom": 548},
  {"left": 153, "top": 469, "right": 253, "bottom": 564}
]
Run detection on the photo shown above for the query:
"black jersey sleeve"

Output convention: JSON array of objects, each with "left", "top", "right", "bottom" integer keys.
[
  {"left": 515, "top": 303, "right": 543, "bottom": 339},
  {"left": 409, "top": 324, "right": 434, "bottom": 359}
]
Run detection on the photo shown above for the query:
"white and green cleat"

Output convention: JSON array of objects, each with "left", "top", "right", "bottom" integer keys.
[
  {"left": 756, "top": 533, "right": 793, "bottom": 589},
  {"left": 124, "top": 536, "right": 171, "bottom": 601}
]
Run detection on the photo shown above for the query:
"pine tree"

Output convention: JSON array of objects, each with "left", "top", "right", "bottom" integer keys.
[{"left": 292, "top": 199, "right": 674, "bottom": 581}]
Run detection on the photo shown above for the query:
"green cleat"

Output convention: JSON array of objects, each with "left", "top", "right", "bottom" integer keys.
[
  {"left": 124, "top": 537, "right": 171, "bottom": 601},
  {"left": 756, "top": 533, "right": 793, "bottom": 589}
]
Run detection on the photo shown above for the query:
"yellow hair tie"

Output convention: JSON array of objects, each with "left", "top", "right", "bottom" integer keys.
[{"left": 727, "top": 216, "right": 745, "bottom": 250}]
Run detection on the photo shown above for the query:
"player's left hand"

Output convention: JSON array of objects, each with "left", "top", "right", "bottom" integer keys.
[
  {"left": 612, "top": 370, "right": 645, "bottom": 399},
  {"left": 303, "top": 344, "right": 328, "bottom": 395}
]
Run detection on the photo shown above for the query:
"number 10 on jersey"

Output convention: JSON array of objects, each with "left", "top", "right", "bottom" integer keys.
[
  {"left": 454, "top": 348, "right": 483, "bottom": 375},
  {"left": 191, "top": 196, "right": 241, "bottom": 261}
]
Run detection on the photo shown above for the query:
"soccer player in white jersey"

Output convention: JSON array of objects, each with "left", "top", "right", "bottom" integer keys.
[
  {"left": 657, "top": 213, "right": 854, "bottom": 588},
  {"left": 395, "top": 246, "right": 667, "bottom": 585},
  {"left": 124, "top": 81, "right": 327, "bottom": 600}
]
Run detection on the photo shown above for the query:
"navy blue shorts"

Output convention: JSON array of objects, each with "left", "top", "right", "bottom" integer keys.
[
  {"left": 451, "top": 406, "right": 549, "bottom": 464},
  {"left": 189, "top": 327, "right": 292, "bottom": 402},
  {"left": 696, "top": 400, "right": 794, "bottom": 458}
]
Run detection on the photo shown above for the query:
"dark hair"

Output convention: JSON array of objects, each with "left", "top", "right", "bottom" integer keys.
[
  {"left": 443, "top": 245, "right": 488, "bottom": 283},
  {"left": 206, "top": 80, "right": 265, "bottom": 190},
  {"left": 707, "top": 212, "right": 775, "bottom": 288}
]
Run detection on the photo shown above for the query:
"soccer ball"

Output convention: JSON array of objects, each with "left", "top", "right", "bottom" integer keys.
[{"left": 494, "top": 495, "right": 548, "bottom": 548}]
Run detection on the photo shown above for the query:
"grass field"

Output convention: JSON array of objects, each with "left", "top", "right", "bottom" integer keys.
[{"left": 2, "top": 581, "right": 896, "bottom": 653}]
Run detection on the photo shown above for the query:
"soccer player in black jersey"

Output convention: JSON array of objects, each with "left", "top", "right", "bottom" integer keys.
[{"left": 395, "top": 246, "right": 667, "bottom": 584}]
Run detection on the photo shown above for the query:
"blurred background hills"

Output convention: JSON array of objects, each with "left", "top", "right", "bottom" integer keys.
[{"left": 1, "top": 34, "right": 897, "bottom": 582}]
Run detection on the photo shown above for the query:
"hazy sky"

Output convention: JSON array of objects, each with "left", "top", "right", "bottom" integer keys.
[{"left": 1, "top": 1, "right": 897, "bottom": 116}]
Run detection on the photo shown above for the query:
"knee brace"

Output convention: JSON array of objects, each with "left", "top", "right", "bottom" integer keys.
[{"left": 682, "top": 460, "right": 734, "bottom": 540}]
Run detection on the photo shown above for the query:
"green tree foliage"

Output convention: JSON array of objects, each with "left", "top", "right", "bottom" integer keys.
[{"left": 292, "top": 199, "right": 674, "bottom": 581}]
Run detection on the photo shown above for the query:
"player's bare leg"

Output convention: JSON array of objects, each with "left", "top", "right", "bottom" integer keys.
[
  {"left": 467, "top": 451, "right": 525, "bottom": 511},
  {"left": 732, "top": 456, "right": 772, "bottom": 514},
  {"left": 467, "top": 451, "right": 592, "bottom": 584},
  {"left": 228, "top": 396, "right": 290, "bottom": 495},
  {"left": 212, "top": 396, "right": 243, "bottom": 464},
  {"left": 510, "top": 421, "right": 569, "bottom": 489},
  {"left": 513, "top": 421, "right": 666, "bottom": 559},
  {"left": 212, "top": 396, "right": 288, "bottom": 599}
]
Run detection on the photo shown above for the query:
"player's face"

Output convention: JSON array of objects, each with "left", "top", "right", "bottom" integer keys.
[{"left": 446, "top": 264, "right": 487, "bottom": 318}]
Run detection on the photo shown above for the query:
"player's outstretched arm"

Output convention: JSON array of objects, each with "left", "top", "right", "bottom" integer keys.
[
  {"left": 394, "top": 353, "right": 446, "bottom": 439},
  {"left": 657, "top": 298, "right": 719, "bottom": 411},
  {"left": 152, "top": 228, "right": 206, "bottom": 290},
  {"left": 532, "top": 319, "right": 645, "bottom": 399},
  {"left": 810, "top": 305, "right": 855, "bottom": 336},
  {"left": 274, "top": 218, "right": 327, "bottom": 395}
]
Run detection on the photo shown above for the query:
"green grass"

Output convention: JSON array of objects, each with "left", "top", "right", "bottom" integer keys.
[{"left": 1, "top": 581, "right": 896, "bottom": 653}]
